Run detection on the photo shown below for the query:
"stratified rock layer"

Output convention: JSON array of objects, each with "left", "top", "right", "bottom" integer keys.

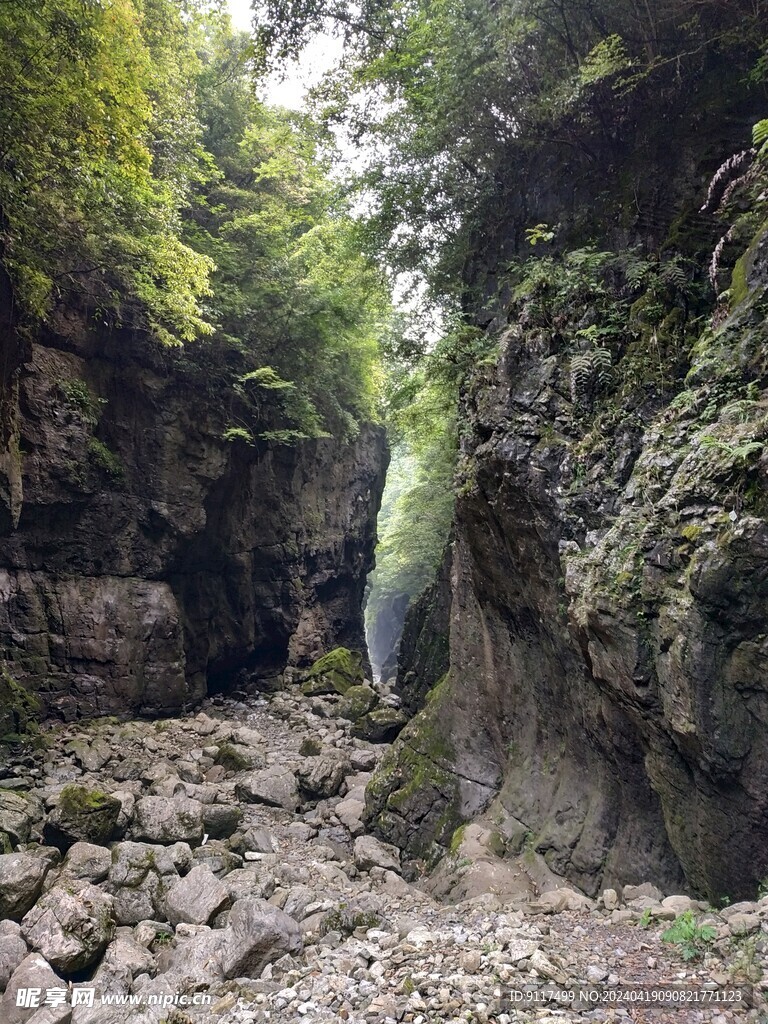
[{"left": 0, "top": 299, "right": 386, "bottom": 719}]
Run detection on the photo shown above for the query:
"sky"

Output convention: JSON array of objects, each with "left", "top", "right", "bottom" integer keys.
[{"left": 226, "top": 0, "right": 341, "bottom": 109}]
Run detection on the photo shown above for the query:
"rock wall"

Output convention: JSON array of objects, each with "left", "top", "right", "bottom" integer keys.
[
  {"left": 0, "top": 294, "right": 387, "bottom": 722},
  {"left": 366, "top": 65, "right": 768, "bottom": 900}
]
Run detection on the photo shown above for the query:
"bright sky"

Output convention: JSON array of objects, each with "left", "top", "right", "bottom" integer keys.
[{"left": 226, "top": 0, "right": 341, "bottom": 109}]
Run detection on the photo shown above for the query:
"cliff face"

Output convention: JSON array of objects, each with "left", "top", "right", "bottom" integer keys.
[
  {"left": 0, "top": 296, "right": 387, "bottom": 722},
  {"left": 366, "top": 67, "right": 768, "bottom": 899}
]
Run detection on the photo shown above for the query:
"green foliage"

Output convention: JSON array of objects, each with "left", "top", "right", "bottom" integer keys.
[
  {"left": 661, "top": 911, "right": 717, "bottom": 961},
  {"left": 366, "top": 331, "right": 459, "bottom": 654},
  {"left": 184, "top": 55, "right": 391, "bottom": 438},
  {"left": 87, "top": 438, "right": 123, "bottom": 478},
  {"left": 700, "top": 435, "right": 764, "bottom": 466},
  {"left": 1, "top": 7, "right": 389, "bottom": 439},
  {"left": 222, "top": 426, "right": 255, "bottom": 445},
  {"left": 254, "top": 0, "right": 766, "bottom": 296},
  {"left": 753, "top": 119, "right": 768, "bottom": 159},
  {"left": 0, "top": 0, "right": 213, "bottom": 342},
  {"left": 57, "top": 379, "right": 107, "bottom": 427}
]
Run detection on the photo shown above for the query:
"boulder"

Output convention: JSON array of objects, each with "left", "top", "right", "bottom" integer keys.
[
  {"left": 0, "top": 923, "right": 28, "bottom": 991},
  {"left": 623, "top": 882, "right": 664, "bottom": 902},
  {"left": 192, "top": 841, "right": 242, "bottom": 878},
  {"left": 0, "top": 853, "right": 53, "bottom": 921},
  {"left": 351, "top": 708, "right": 408, "bottom": 743},
  {"left": 239, "top": 827, "right": 274, "bottom": 854},
  {"left": 0, "top": 792, "right": 38, "bottom": 849},
  {"left": 130, "top": 796, "right": 204, "bottom": 845},
  {"left": 42, "top": 786, "right": 121, "bottom": 851},
  {"left": 202, "top": 803, "right": 242, "bottom": 840},
  {"left": 220, "top": 898, "right": 302, "bottom": 979},
  {"left": 164, "top": 865, "right": 230, "bottom": 927},
  {"left": 527, "top": 887, "right": 594, "bottom": 914},
  {"left": 296, "top": 754, "right": 350, "bottom": 800},
  {"left": 65, "top": 737, "right": 112, "bottom": 772},
  {"left": 235, "top": 767, "right": 299, "bottom": 811},
  {"left": 106, "top": 842, "right": 180, "bottom": 925},
  {"left": 2, "top": 954, "right": 62, "bottom": 1024},
  {"left": 300, "top": 648, "right": 365, "bottom": 696},
  {"left": 334, "top": 797, "right": 365, "bottom": 836},
  {"left": 59, "top": 843, "right": 111, "bottom": 884},
  {"left": 21, "top": 883, "right": 115, "bottom": 974},
  {"left": 353, "top": 835, "right": 401, "bottom": 873},
  {"left": 338, "top": 685, "right": 379, "bottom": 722},
  {"left": 222, "top": 868, "right": 275, "bottom": 903}
]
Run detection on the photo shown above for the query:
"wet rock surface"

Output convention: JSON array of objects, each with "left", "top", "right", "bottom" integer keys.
[{"left": 0, "top": 683, "right": 765, "bottom": 1023}]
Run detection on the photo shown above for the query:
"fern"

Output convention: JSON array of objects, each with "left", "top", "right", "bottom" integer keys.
[
  {"left": 222, "top": 426, "right": 255, "bottom": 445},
  {"left": 701, "top": 435, "right": 764, "bottom": 464},
  {"left": 752, "top": 118, "right": 768, "bottom": 159},
  {"left": 570, "top": 346, "right": 612, "bottom": 404},
  {"left": 660, "top": 259, "right": 689, "bottom": 291},
  {"left": 239, "top": 366, "right": 296, "bottom": 390}
]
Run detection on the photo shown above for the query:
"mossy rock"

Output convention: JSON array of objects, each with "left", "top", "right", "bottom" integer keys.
[
  {"left": 339, "top": 684, "right": 379, "bottom": 722},
  {"left": 214, "top": 742, "right": 252, "bottom": 773},
  {"left": 301, "top": 648, "right": 365, "bottom": 696},
  {"left": 43, "top": 784, "right": 121, "bottom": 851},
  {"left": 0, "top": 668, "right": 40, "bottom": 744},
  {"left": 351, "top": 707, "right": 408, "bottom": 743},
  {"left": 299, "top": 737, "right": 322, "bottom": 757}
]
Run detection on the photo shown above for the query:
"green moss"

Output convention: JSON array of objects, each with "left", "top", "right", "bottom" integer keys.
[
  {"left": 301, "top": 647, "right": 365, "bottom": 695},
  {"left": 59, "top": 784, "right": 115, "bottom": 815},
  {"left": 449, "top": 823, "right": 467, "bottom": 855},
  {"left": 214, "top": 742, "right": 251, "bottom": 772},
  {"left": 339, "top": 684, "right": 379, "bottom": 721},
  {"left": 730, "top": 252, "right": 750, "bottom": 309},
  {"left": 87, "top": 437, "right": 123, "bottom": 477},
  {"left": 0, "top": 667, "right": 41, "bottom": 744},
  {"left": 681, "top": 524, "right": 704, "bottom": 542},
  {"left": 299, "top": 736, "right": 322, "bottom": 756}
]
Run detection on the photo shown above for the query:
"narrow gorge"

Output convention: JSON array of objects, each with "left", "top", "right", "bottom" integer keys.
[{"left": 2, "top": 0, "right": 768, "bottom": 1022}]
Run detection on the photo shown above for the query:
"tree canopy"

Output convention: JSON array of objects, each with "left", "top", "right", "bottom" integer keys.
[{"left": 0, "top": 0, "right": 391, "bottom": 439}]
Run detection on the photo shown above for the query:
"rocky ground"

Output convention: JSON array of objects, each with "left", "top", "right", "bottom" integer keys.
[{"left": 1, "top": 677, "right": 767, "bottom": 1024}]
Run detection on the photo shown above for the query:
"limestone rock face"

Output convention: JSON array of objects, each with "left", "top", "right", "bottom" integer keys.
[
  {"left": 366, "top": 132, "right": 768, "bottom": 900},
  {"left": 0, "top": 313, "right": 387, "bottom": 719}
]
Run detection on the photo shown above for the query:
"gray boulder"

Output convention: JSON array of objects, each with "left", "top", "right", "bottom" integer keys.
[
  {"left": 0, "top": 922, "right": 28, "bottom": 991},
  {"left": 353, "top": 835, "right": 401, "bottom": 873},
  {"left": 130, "top": 796, "right": 204, "bottom": 845},
  {"left": 0, "top": 792, "right": 38, "bottom": 849},
  {"left": 351, "top": 708, "right": 408, "bottom": 743},
  {"left": 58, "top": 843, "right": 111, "bottom": 884},
  {"left": 235, "top": 767, "right": 299, "bottom": 811},
  {"left": 192, "top": 841, "right": 242, "bottom": 877},
  {"left": 202, "top": 803, "right": 242, "bottom": 840},
  {"left": 220, "top": 898, "right": 302, "bottom": 979},
  {"left": 2, "top": 953, "right": 63, "bottom": 1024},
  {"left": 296, "top": 754, "right": 350, "bottom": 800},
  {"left": 0, "top": 853, "right": 53, "bottom": 921},
  {"left": 106, "top": 842, "right": 180, "bottom": 925},
  {"left": 21, "top": 883, "right": 115, "bottom": 974},
  {"left": 164, "top": 865, "right": 230, "bottom": 927},
  {"left": 222, "top": 867, "right": 275, "bottom": 903},
  {"left": 43, "top": 786, "right": 121, "bottom": 851}
]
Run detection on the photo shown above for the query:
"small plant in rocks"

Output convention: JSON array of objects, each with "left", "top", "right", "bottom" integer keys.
[{"left": 661, "top": 911, "right": 717, "bottom": 961}]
